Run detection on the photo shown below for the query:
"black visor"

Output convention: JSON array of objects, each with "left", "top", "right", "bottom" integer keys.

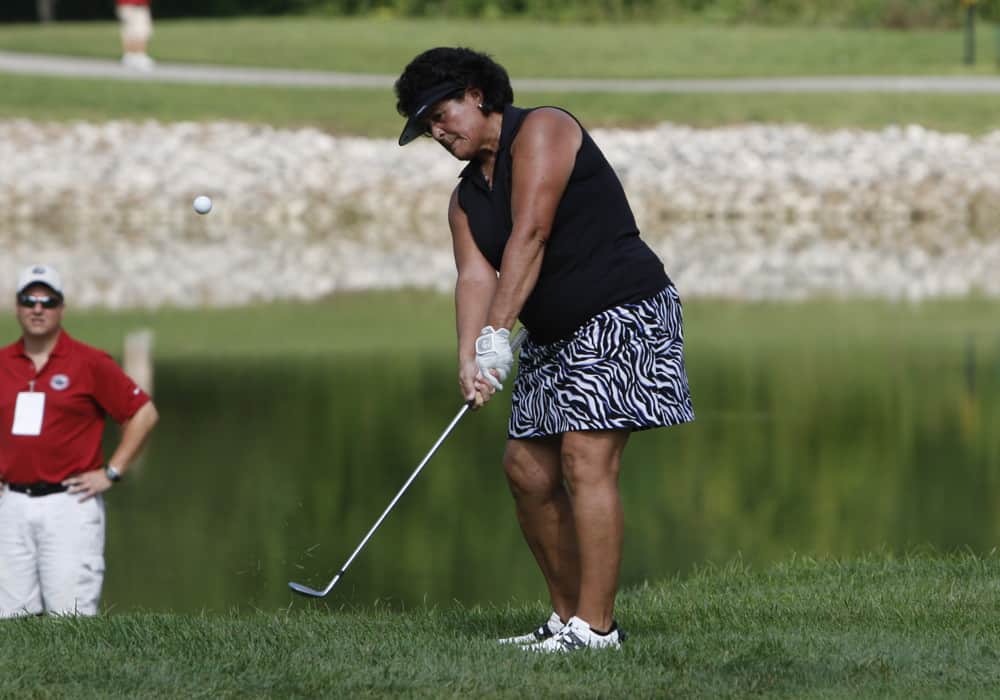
[{"left": 398, "top": 81, "right": 466, "bottom": 146}]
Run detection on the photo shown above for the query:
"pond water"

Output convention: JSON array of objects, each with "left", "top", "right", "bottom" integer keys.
[{"left": 99, "top": 301, "right": 1000, "bottom": 613}]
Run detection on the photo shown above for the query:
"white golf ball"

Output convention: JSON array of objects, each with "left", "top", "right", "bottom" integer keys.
[{"left": 193, "top": 195, "right": 213, "bottom": 215}]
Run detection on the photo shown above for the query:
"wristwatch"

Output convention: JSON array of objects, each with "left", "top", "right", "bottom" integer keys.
[{"left": 104, "top": 464, "right": 123, "bottom": 483}]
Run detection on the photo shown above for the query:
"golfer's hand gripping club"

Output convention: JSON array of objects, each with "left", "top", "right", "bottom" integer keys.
[
  {"left": 475, "top": 326, "right": 513, "bottom": 391},
  {"left": 288, "top": 328, "right": 527, "bottom": 598}
]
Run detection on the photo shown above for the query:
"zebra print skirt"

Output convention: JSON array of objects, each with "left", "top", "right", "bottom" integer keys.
[{"left": 509, "top": 285, "right": 695, "bottom": 439}]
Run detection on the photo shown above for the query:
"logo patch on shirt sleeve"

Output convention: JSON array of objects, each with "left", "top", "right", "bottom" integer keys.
[{"left": 50, "top": 374, "right": 70, "bottom": 391}]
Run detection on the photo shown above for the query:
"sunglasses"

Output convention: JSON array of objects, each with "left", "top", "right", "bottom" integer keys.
[{"left": 17, "top": 293, "right": 62, "bottom": 309}]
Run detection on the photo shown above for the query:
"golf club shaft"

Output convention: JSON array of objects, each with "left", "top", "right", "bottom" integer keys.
[{"left": 290, "top": 327, "right": 527, "bottom": 597}]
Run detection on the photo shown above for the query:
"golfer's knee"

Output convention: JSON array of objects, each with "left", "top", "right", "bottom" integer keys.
[
  {"left": 561, "top": 447, "right": 618, "bottom": 491},
  {"left": 503, "top": 453, "right": 560, "bottom": 500}
]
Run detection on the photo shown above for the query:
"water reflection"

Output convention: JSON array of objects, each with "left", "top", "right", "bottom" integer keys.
[{"left": 102, "top": 305, "right": 1000, "bottom": 613}]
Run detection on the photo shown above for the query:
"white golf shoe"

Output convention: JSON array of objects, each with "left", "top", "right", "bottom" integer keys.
[
  {"left": 497, "top": 611, "right": 565, "bottom": 645},
  {"left": 121, "top": 52, "right": 156, "bottom": 71},
  {"left": 527, "top": 615, "right": 626, "bottom": 653}
]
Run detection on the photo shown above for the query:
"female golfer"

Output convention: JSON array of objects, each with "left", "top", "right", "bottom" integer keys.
[{"left": 395, "top": 47, "right": 694, "bottom": 652}]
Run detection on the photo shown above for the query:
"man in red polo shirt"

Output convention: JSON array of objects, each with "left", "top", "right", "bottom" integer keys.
[{"left": 0, "top": 264, "right": 159, "bottom": 616}]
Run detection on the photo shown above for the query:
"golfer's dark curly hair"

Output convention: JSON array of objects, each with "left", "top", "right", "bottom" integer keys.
[{"left": 395, "top": 47, "right": 514, "bottom": 118}]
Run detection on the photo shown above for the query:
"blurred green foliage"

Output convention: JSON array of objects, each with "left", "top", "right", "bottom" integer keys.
[
  {"left": 17, "top": 294, "right": 994, "bottom": 613},
  {"left": 4, "top": 0, "right": 999, "bottom": 25}
]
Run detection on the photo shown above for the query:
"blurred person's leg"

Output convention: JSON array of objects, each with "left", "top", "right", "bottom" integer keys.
[
  {"left": 37, "top": 492, "right": 105, "bottom": 616},
  {"left": 118, "top": 4, "right": 155, "bottom": 70},
  {"left": 0, "top": 489, "right": 44, "bottom": 617}
]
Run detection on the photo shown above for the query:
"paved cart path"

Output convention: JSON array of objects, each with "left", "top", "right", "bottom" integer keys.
[{"left": 4, "top": 50, "right": 1000, "bottom": 93}]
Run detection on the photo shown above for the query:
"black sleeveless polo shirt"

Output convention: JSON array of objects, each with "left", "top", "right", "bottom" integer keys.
[{"left": 457, "top": 104, "right": 670, "bottom": 344}]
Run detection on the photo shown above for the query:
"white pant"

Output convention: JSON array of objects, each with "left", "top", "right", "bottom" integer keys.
[
  {"left": 0, "top": 487, "right": 105, "bottom": 617},
  {"left": 116, "top": 5, "right": 153, "bottom": 44}
]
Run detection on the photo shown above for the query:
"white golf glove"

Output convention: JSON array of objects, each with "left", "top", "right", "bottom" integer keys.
[{"left": 475, "top": 326, "right": 513, "bottom": 391}]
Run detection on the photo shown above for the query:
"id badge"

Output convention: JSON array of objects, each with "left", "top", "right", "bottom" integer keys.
[{"left": 12, "top": 392, "right": 45, "bottom": 436}]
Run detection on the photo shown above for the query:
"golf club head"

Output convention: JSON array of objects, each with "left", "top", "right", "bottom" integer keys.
[
  {"left": 289, "top": 570, "right": 343, "bottom": 598},
  {"left": 288, "top": 581, "right": 330, "bottom": 597}
]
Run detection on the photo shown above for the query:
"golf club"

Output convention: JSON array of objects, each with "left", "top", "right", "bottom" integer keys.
[{"left": 289, "top": 327, "right": 528, "bottom": 598}]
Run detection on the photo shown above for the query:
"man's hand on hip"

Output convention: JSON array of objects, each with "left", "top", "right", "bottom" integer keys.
[{"left": 63, "top": 469, "right": 114, "bottom": 502}]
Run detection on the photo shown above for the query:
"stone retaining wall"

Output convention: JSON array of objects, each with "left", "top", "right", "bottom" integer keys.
[{"left": 2, "top": 119, "right": 998, "bottom": 307}]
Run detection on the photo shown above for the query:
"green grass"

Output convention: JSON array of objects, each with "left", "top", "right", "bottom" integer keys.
[
  {"left": 0, "top": 290, "right": 460, "bottom": 359},
  {"left": 3, "top": 18, "right": 1000, "bottom": 78},
  {"left": 2, "top": 553, "right": 999, "bottom": 698},
  {"left": 4, "top": 292, "right": 999, "bottom": 363},
  {"left": 0, "top": 73, "right": 398, "bottom": 136},
  {"left": 3, "top": 72, "right": 1000, "bottom": 135},
  {"left": 3, "top": 18, "right": 1000, "bottom": 133},
  {"left": 4, "top": 291, "right": 999, "bottom": 359}
]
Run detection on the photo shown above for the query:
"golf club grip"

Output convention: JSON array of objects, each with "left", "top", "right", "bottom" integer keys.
[{"left": 511, "top": 327, "right": 528, "bottom": 352}]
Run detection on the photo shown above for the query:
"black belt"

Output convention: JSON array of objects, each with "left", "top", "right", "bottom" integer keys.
[{"left": 6, "top": 481, "right": 68, "bottom": 497}]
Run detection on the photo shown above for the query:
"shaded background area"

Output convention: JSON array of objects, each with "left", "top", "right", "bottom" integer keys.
[
  {"left": 95, "top": 300, "right": 1000, "bottom": 612},
  {"left": 4, "top": 0, "right": 998, "bottom": 26}
]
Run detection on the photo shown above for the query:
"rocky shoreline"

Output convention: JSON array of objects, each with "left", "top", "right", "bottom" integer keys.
[{"left": 2, "top": 119, "right": 998, "bottom": 307}]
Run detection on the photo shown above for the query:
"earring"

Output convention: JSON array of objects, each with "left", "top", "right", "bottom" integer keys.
[{"left": 477, "top": 103, "right": 483, "bottom": 109}]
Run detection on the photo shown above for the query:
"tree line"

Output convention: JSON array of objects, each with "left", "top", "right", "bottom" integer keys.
[{"left": 4, "top": 0, "right": 998, "bottom": 26}]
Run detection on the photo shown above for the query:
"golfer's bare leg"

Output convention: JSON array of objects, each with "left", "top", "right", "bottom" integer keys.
[
  {"left": 503, "top": 436, "right": 579, "bottom": 621},
  {"left": 560, "top": 429, "right": 630, "bottom": 633}
]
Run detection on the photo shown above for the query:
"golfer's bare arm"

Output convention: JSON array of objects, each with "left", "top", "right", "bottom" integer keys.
[
  {"left": 450, "top": 187, "right": 498, "bottom": 364},
  {"left": 486, "top": 108, "right": 581, "bottom": 331}
]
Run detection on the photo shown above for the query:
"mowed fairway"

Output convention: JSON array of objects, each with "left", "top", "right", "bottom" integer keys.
[
  {"left": 1, "top": 555, "right": 999, "bottom": 698},
  {"left": 5, "top": 71, "right": 1000, "bottom": 135},
  {"left": 2, "top": 18, "right": 999, "bottom": 77},
  {"left": 2, "top": 18, "right": 1000, "bottom": 134},
  {"left": 4, "top": 292, "right": 997, "bottom": 361}
]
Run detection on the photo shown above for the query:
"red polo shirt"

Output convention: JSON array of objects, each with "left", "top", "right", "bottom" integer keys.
[{"left": 0, "top": 331, "right": 150, "bottom": 484}]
